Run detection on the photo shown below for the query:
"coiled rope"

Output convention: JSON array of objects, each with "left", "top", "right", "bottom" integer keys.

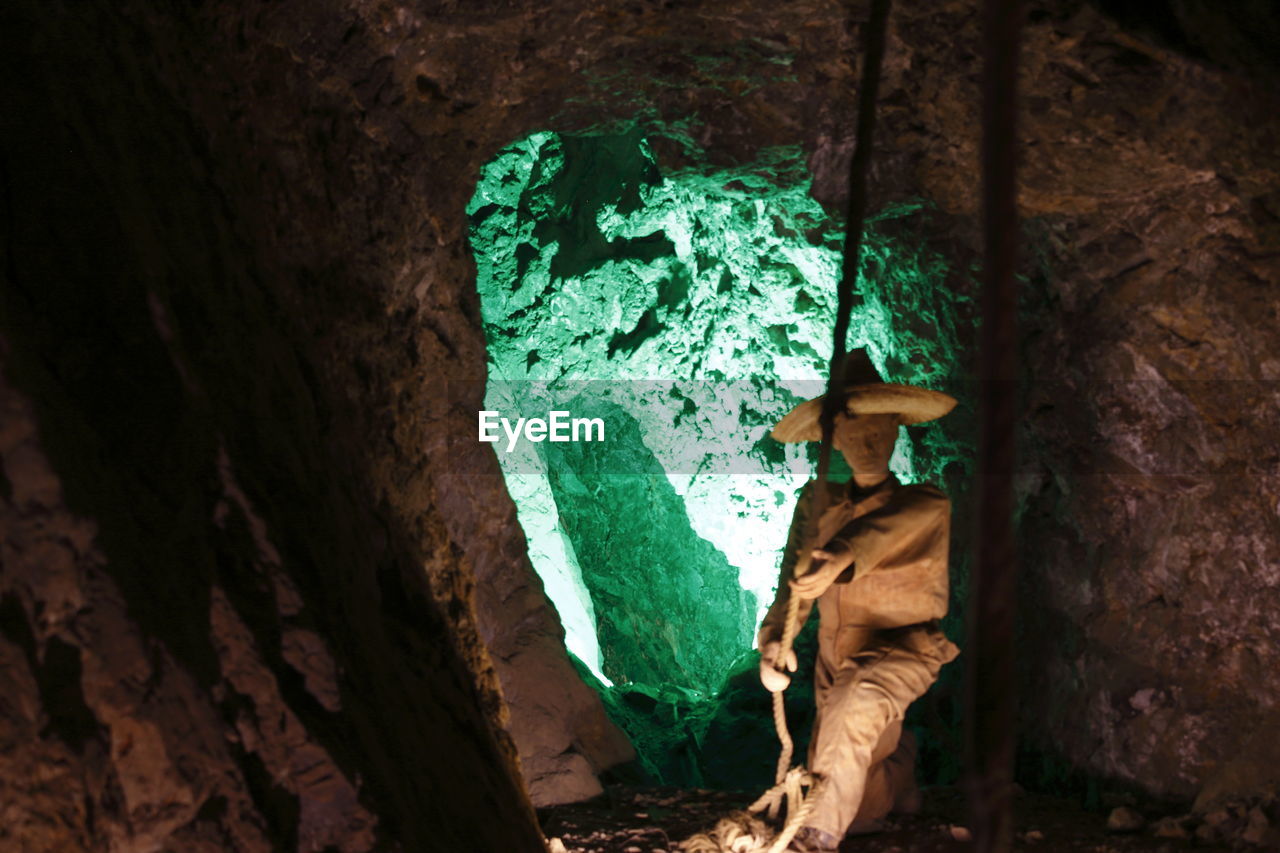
[
  {"left": 678, "top": 1, "right": 894, "bottom": 850},
  {"left": 681, "top": 769, "right": 827, "bottom": 853}
]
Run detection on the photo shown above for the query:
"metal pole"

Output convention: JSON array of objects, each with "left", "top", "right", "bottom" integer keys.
[{"left": 967, "top": 0, "right": 1022, "bottom": 850}]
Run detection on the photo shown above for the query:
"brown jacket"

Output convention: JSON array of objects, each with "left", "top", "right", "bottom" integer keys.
[{"left": 758, "top": 475, "right": 951, "bottom": 664}]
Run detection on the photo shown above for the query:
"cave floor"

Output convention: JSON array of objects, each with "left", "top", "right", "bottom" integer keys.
[{"left": 537, "top": 786, "right": 1233, "bottom": 853}]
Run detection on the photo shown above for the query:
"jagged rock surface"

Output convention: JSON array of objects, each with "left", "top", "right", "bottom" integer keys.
[
  {"left": 469, "top": 128, "right": 971, "bottom": 696},
  {"left": 463, "top": 0, "right": 1280, "bottom": 806},
  {"left": 1003, "top": 9, "right": 1280, "bottom": 803},
  {"left": 2, "top": 2, "right": 1278, "bottom": 848}
]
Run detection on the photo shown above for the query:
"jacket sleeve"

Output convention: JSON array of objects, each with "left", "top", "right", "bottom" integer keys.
[
  {"left": 757, "top": 480, "right": 819, "bottom": 648},
  {"left": 825, "top": 485, "right": 952, "bottom": 627},
  {"left": 826, "top": 485, "right": 949, "bottom": 579}
]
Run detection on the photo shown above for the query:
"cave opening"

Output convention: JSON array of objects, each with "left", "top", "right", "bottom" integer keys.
[{"left": 467, "top": 127, "right": 974, "bottom": 788}]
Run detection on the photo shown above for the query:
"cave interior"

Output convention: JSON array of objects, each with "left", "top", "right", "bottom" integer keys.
[{"left": 1, "top": 0, "right": 1278, "bottom": 852}]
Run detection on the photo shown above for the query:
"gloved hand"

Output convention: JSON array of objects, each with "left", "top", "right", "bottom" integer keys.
[{"left": 759, "top": 641, "right": 798, "bottom": 693}]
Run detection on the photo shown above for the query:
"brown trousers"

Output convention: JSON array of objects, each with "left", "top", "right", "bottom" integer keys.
[{"left": 805, "top": 624, "right": 958, "bottom": 838}]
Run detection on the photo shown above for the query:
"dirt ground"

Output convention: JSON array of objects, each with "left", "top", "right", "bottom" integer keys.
[{"left": 537, "top": 786, "right": 1240, "bottom": 853}]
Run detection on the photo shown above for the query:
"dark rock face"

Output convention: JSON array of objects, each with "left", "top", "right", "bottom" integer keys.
[
  {"left": 0, "top": 282, "right": 533, "bottom": 851},
  {"left": 1005, "top": 10, "right": 1280, "bottom": 804},
  {"left": 0, "top": 0, "right": 555, "bottom": 847}
]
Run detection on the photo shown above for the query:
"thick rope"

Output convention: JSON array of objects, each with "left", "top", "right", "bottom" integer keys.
[
  {"left": 764, "top": 0, "right": 895, "bottom": 795},
  {"left": 681, "top": 771, "right": 829, "bottom": 853},
  {"left": 768, "top": 595, "right": 802, "bottom": 816},
  {"left": 680, "top": 2, "right": 894, "bottom": 850}
]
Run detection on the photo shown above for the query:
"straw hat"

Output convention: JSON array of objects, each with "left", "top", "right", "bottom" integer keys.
[{"left": 771, "top": 348, "right": 956, "bottom": 442}]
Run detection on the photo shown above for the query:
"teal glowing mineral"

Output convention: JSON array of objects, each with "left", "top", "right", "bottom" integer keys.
[{"left": 468, "top": 129, "right": 965, "bottom": 695}]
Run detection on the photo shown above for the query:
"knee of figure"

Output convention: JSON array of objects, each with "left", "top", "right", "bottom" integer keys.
[
  {"left": 856, "top": 678, "right": 899, "bottom": 710},
  {"left": 870, "top": 718, "right": 904, "bottom": 765},
  {"left": 846, "top": 681, "right": 900, "bottom": 743}
]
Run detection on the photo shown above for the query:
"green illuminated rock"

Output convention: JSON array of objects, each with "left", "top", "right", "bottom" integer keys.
[
  {"left": 541, "top": 396, "right": 756, "bottom": 693},
  {"left": 469, "top": 129, "right": 970, "bottom": 703}
]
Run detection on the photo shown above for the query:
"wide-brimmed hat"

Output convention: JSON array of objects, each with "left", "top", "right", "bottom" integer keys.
[{"left": 771, "top": 348, "right": 956, "bottom": 442}]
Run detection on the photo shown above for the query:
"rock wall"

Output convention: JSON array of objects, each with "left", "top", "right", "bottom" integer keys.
[
  {"left": 2, "top": 2, "right": 1277, "bottom": 847},
  {"left": 501, "top": 0, "right": 1279, "bottom": 807},
  {"left": 0, "top": 373, "right": 379, "bottom": 852},
  {"left": 0, "top": 0, "right": 567, "bottom": 846},
  {"left": 541, "top": 397, "right": 758, "bottom": 694},
  {"left": 797, "top": 0, "right": 1280, "bottom": 806},
  {"left": 1008, "top": 12, "right": 1280, "bottom": 804},
  {"left": 5, "top": 0, "right": 640, "bottom": 821},
  {"left": 469, "top": 129, "right": 972, "bottom": 703}
]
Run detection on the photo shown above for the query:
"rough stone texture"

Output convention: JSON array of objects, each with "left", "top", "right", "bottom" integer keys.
[
  {"left": 4, "top": 0, "right": 636, "bottom": 823},
  {"left": 797, "top": 0, "right": 1280, "bottom": 807},
  {"left": 1001, "top": 8, "right": 1280, "bottom": 805},
  {"left": 2, "top": 0, "right": 1278, "bottom": 846},
  {"left": 446, "top": 464, "right": 636, "bottom": 806},
  {"left": 0, "top": 366, "right": 506, "bottom": 851},
  {"left": 0, "top": 0, "right": 548, "bottom": 847}
]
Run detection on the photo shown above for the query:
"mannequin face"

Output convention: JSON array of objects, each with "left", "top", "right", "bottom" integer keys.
[{"left": 832, "top": 412, "right": 899, "bottom": 483}]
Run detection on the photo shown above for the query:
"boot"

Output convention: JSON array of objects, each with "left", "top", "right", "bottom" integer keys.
[{"left": 788, "top": 826, "right": 841, "bottom": 852}]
